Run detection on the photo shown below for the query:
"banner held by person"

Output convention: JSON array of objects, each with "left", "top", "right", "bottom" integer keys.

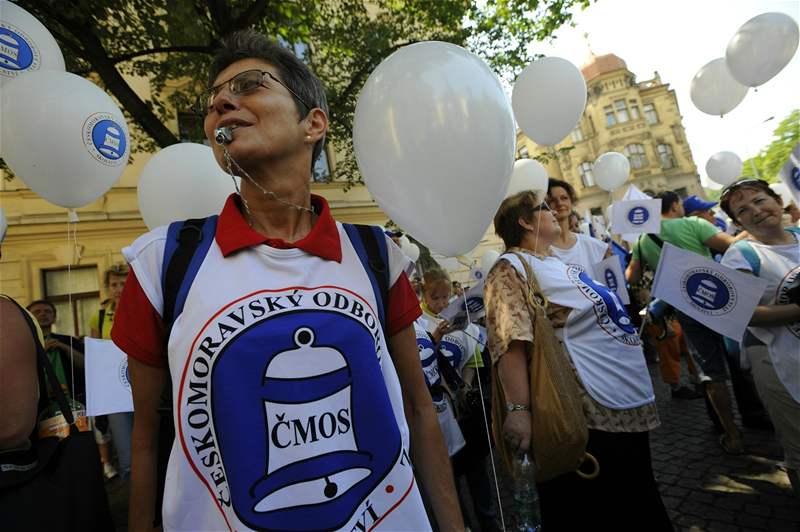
[
  {"left": 611, "top": 198, "right": 662, "bottom": 237},
  {"left": 594, "top": 255, "right": 630, "bottom": 305},
  {"left": 440, "top": 278, "right": 486, "bottom": 330},
  {"left": 651, "top": 243, "right": 768, "bottom": 340},
  {"left": 779, "top": 141, "right": 800, "bottom": 204},
  {"left": 84, "top": 338, "right": 133, "bottom": 416}
]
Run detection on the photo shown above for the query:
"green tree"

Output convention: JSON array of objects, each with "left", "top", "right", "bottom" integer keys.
[
  {"left": 741, "top": 109, "right": 800, "bottom": 182},
  {"left": 8, "top": 0, "right": 590, "bottom": 185}
]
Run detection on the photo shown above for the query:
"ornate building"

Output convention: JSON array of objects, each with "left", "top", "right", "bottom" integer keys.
[{"left": 517, "top": 52, "right": 704, "bottom": 217}]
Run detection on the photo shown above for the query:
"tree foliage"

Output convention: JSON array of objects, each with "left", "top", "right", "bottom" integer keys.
[
  {"left": 11, "top": 0, "right": 590, "bottom": 185},
  {"left": 741, "top": 109, "right": 800, "bottom": 183}
]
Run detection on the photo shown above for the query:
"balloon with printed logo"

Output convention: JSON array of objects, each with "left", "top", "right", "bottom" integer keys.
[
  {"left": 512, "top": 57, "right": 587, "bottom": 146},
  {"left": 138, "top": 143, "right": 235, "bottom": 229},
  {"left": 726, "top": 12, "right": 800, "bottom": 87},
  {"left": 690, "top": 58, "right": 748, "bottom": 117},
  {"left": 705, "top": 151, "right": 743, "bottom": 186},
  {"left": 0, "top": 0, "right": 65, "bottom": 87},
  {"left": 506, "top": 159, "right": 549, "bottom": 198},
  {"left": 0, "top": 71, "right": 129, "bottom": 208},
  {"left": 593, "top": 152, "right": 630, "bottom": 191},
  {"left": 354, "top": 41, "right": 515, "bottom": 257}
]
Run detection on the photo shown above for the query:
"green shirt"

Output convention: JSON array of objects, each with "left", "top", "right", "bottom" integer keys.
[{"left": 632, "top": 216, "right": 720, "bottom": 270}]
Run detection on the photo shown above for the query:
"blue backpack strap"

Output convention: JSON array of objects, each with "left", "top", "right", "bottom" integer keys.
[
  {"left": 342, "top": 223, "right": 390, "bottom": 338},
  {"left": 731, "top": 240, "right": 761, "bottom": 277},
  {"left": 160, "top": 216, "right": 218, "bottom": 336}
]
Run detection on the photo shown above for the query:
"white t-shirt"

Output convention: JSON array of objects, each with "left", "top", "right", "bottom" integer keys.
[
  {"left": 122, "top": 223, "right": 429, "bottom": 531},
  {"left": 500, "top": 252, "right": 654, "bottom": 410},
  {"left": 413, "top": 320, "right": 465, "bottom": 456},
  {"left": 721, "top": 234, "right": 800, "bottom": 402},
  {"left": 549, "top": 233, "right": 609, "bottom": 273}
]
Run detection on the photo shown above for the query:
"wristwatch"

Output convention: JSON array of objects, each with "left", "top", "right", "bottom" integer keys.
[{"left": 505, "top": 403, "right": 530, "bottom": 412}]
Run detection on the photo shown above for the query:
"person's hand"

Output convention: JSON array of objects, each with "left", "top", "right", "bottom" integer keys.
[
  {"left": 44, "top": 338, "right": 63, "bottom": 351},
  {"left": 431, "top": 319, "right": 452, "bottom": 344},
  {"left": 502, "top": 411, "right": 531, "bottom": 455}
]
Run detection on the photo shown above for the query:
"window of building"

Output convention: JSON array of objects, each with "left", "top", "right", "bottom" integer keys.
[
  {"left": 624, "top": 143, "right": 648, "bottom": 169},
  {"left": 311, "top": 148, "right": 331, "bottom": 182},
  {"left": 43, "top": 266, "right": 101, "bottom": 337},
  {"left": 657, "top": 143, "right": 676, "bottom": 169},
  {"left": 590, "top": 207, "right": 603, "bottom": 216},
  {"left": 178, "top": 112, "right": 208, "bottom": 145},
  {"left": 604, "top": 105, "right": 616, "bottom": 127},
  {"left": 643, "top": 103, "right": 659, "bottom": 124},
  {"left": 578, "top": 161, "right": 595, "bottom": 187},
  {"left": 614, "top": 100, "right": 629, "bottom": 123},
  {"left": 518, "top": 145, "right": 529, "bottom": 159},
  {"left": 629, "top": 100, "right": 640, "bottom": 120},
  {"left": 570, "top": 126, "right": 584, "bottom": 142}
]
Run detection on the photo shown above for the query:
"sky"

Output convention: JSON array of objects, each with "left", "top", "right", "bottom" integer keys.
[{"left": 527, "top": 0, "right": 800, "bottom": 189}]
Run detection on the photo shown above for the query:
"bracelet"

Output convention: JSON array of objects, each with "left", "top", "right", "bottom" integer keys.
[{"left": 505, "top": 403, "right": 530, "bottom": 412}]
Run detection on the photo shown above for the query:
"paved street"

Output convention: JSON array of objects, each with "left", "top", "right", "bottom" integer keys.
[{"left": 108, "top": 364, "right": 799, "bottom": 531}]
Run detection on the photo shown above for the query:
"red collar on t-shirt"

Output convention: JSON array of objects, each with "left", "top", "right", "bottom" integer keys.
[{"left": 215, "top": 193, "right": 342, "bottom": 262}]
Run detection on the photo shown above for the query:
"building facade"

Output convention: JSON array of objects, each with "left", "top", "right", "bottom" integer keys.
[{"left": 517, "top": 52, "right": 704, "bottom": 217}]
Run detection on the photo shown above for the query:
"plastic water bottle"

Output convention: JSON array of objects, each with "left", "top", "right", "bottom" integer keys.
[{"left": 514, "top": 453, "right": 542, "bottom": 532}]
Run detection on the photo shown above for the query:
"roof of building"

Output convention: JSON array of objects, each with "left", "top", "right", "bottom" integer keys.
[{"left": 580, "top": 53, "right": 628, "bottom": 82}]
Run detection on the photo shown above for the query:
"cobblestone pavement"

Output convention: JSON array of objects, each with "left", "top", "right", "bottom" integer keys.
[
  {"left": 108, "top": 365, "right": 799, "bottom": 531},
  {"left": 482, "top": 365, "right": 800, "bottom": 532}
]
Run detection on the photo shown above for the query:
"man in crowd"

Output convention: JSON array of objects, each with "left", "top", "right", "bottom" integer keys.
[{"left": 626, "top": 191, "right": 746, "bottom": 454}]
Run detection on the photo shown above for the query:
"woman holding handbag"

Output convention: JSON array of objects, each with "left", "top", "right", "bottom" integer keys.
[{"left": 485, "top": 190, "right": 671, "bottom": 531}]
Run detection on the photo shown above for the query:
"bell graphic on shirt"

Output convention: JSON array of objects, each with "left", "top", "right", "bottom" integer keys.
[{"left": 253, "top": 327, "right": 370, "bottom": 514}]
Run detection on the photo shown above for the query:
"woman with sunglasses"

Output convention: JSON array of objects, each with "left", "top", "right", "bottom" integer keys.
[
  {"left": 112, "top": 30, "right": 461, "bottom": 531},
  {"left": 485, "top": 191, "right": 671, "bottom": 530},
  {"left": 720, "top": 179, "right": 800, "bottom": 497}
]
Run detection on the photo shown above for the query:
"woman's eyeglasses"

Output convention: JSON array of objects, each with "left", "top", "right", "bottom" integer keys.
[{"left": 192, "top": 69, "right": 313, "bottom": 116}]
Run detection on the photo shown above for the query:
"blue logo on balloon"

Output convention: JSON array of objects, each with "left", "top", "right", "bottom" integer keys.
[
  {"left": 604, "top": 269, "right": 618, "bottom": 291},
  {"left": 627, "top": 206, "right": 649, "bottom": 226},
  {"left": 685, "top": 273, "right": 730, "bottom": 311},
  {"left": 791, "top": 166, "right": 800, "bottom": 191},
  {"left": 0, "top": 28, "right": 34, "bottom": 71},
  {"left": 91, "top": 120, "right": 126, "bottom": 160}
]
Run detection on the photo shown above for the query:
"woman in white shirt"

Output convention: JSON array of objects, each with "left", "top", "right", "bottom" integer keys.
[
  {"left": 546, "top": 178, "right": 610, "bottom": 272},
  {"left": 719, "top": 179, "right": 800, "bottom": 497}
]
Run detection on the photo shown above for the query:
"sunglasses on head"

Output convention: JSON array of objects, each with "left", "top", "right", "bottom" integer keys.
[
  {"left": 720, "top": 178, "right": 769, "bottom": 199},
  {"left": 531, "top": 201, "right": 552, "bottom": 213}
]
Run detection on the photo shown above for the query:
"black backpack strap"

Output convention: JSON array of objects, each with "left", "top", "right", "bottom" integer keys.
[
  {"left": 647, "top": 233, "right": 665, "bottom": 248},
  {"left": 342, "top": 224, "right": 390, "bottom": 339},
  {"left": 162, "top": 218, "right": 207, "bottom": 336}
]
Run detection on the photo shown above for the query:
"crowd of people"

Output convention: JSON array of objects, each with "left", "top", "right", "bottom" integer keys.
[{"left": 1, "top": 27, "right": 798, "bottom": 532}]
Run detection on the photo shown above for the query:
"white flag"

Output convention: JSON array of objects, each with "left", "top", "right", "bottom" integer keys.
[
  {"left": 651, "top": 244, "right": 768, "bottom": 341},
  {"left": 779, "top": 141, "right": 800, "bottom": 204},
  {"left": 611, "top": 198, "right": 662, "bottom": 238},
  {"left": 439, "top": 278, "right": 486, "bottom": 329},
  {"left": 84, "top": 338, "right": 134, "bottom": 416},
  {"left": 594, "top": 255, "right": 630, "bottom": 305}
]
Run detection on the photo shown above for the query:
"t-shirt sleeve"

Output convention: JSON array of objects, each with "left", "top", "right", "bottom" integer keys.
[
  {"left": 111, "top": 268, "right": 166, "bottom": 367},
  {"left": 586, "top": 235, "right": 610, "bottom": 264},
  {"left": 383, "top": 234, "right": 422, "bottom": 336},
  {"left": 631, "top": 239, "right": 641, "bottom": 262},
  {"left": 720, "top": 245, "right": 754, "bottom": 273},
  {"left": 485, "top": 259, "right": 534, "bottom": 364},
  {"left": 693, "top": 217, "right": 721, "bottom": 243}
]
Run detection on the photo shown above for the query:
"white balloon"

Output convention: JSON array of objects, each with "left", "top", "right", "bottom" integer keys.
[
  {"left": 0, "top": 71, "right": 129, "bottom": 208},
  {"left": 690, "top": 58, "right": 748, "bottom": 117},
  {"left": 405, "top": 243, "right": 420, "bottom": 262},
  {"left": 705, "top": 151, "right": 743, "bottom": 186},
  {"left": 0, "top": 0, "right": 65, "bottom": 86},
  {"left": 398, "top": 234, "right": 411, "bottom": 249},
  {"left": 507, "top": 159, "right": 548, "bottom": 198},
  {"left": 354, "top": 41, "right": 515, "bottom": 257},
  {"left": 512, "top": 57, "right": 587, "bottom": 146},
  {"left": 726, "top": 12, "right": 800, "bottom": 87},
  {"left": 481, "top": 249, "right": 500, "bottom": 273},
  {"left": 137, "top": 144, "right": 235, "bottom": 229},
  {"left": 593, "top": 152, "right": 630, "bottom": 191},
  {"left": 769, "top": 183, "right": 794, "bottom": 206}
]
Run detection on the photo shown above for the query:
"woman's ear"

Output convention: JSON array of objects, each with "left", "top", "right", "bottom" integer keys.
[
  {"left": 518, "top": 216, "right": 535, "bottom": 233},
  {"left": 303, "top": 108, "right": 328, "bottom": 144}
]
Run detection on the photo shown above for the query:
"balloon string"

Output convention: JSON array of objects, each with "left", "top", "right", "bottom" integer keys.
[
  {"left": 66, "top": 212, "right": 75, "bottom": 409},
  {"left": 461, "top": 290, "right": 506, "bottom": 531}
]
